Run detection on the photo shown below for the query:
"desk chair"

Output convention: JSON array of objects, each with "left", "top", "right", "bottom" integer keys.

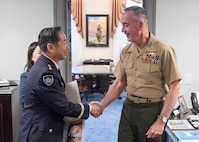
[
  {"left": 72, "top": 75, "right": 89, "bottom": 101},
  {"left": 109, "top": 74, "right": 116, "bottom": 84},
  {"left": 89, "top": 75, "right": 110, "bottom": 95},
  {"left": 80, "top": 75, "right": 110, "bottom": 97}
]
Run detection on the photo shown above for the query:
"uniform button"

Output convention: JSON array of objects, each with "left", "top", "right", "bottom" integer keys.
[{"left": 49, "top": 128, "right": 53, "bottom": 133}]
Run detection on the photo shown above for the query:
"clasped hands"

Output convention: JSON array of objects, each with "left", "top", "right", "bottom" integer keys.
[{"left": 89, "top": 101, "right": 104, "bottom": 118}]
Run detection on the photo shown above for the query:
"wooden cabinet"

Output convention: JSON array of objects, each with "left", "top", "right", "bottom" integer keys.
[{"left": 0, "top": 86, "right": 22, "bottom": 142}]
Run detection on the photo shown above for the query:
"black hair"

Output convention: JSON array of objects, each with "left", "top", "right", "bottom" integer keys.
[
  {"left": 24, "top": 42, "right": 39, "bottom": 71},
  {"left": 38, "top": 26, "right": 62, "bottom": 52}
]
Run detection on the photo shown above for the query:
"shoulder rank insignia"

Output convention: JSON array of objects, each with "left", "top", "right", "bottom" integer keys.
[
  {"left": 48, "top": 64, "right": 52, "bottom": 70},
  {"left": 43, "top": 75, "right": 54, "bottom": 86}
]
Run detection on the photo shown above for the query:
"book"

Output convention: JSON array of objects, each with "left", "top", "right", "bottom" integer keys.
[{"left": 167, "top": 119, "right": 194, "bottom": 129}]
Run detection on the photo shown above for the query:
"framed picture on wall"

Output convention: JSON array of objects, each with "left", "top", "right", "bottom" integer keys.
[
  {"left": 86, "top": 14, "right": 109, "bottom": 47},
  {"left": 178, "top": 95, "right": 188, "bottom": 114}
]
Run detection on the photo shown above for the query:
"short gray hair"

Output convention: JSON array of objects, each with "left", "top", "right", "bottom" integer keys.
[{"left": 123, "top": 6, "right": 148, "bottom": 23}]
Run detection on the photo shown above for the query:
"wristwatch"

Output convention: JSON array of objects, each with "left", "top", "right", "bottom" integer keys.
[{"left": 157, "top": 115, "right": 168, "bottom": 123}]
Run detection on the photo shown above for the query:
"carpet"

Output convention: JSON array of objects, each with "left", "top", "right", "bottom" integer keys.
[{"left": 82, "top": 91, "right": 127, "bottom": 142}]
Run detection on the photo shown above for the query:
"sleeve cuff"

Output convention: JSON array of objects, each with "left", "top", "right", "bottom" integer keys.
[
  {"left": 78, "top": 103, "right": 85, "bottom": 118},
  {"left": 89, "top": 104, "right": 92, "bottom": 112}
]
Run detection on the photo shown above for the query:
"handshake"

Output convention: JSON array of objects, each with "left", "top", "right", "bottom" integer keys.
[{"left": 89, "top": 101, "right": 104, "bottom": 118}]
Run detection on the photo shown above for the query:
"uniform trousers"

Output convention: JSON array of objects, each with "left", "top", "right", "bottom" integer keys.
[{"left": 118, "top": 97, "right": 164, "bottom": 142}]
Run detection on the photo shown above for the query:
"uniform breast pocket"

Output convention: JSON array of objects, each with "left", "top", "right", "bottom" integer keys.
[
  {"left": 140, "top": 63, "right": 161, "bottom": 84},
  {"left": 148, "top": 64, "right": 161, "bottom": 77},
  {"left": 140, "top": 62, "right": 160, "bottom": 72},
  {"left": 124, "top": 62, "right": 134, "bottom": 76}
]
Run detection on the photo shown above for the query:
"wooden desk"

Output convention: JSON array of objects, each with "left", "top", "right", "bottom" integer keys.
[
  {"left": 0, "top": 83, "right": 22, "bottom": 142},
  {"left": 83, "top": 59, "right": 113, "bottom": 65},
  {"left": 72, "top": 65, "right": 113, "bottom": 96}
]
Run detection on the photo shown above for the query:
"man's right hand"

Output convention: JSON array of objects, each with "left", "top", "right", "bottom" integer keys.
[{"left": 89, "top": 101, "right": 103, "bottom": 117}]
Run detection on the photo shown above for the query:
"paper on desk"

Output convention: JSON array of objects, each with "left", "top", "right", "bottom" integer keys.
[
  {"left": 64, "top": 80, "right": 82, "bottom": 123},
  {"left": 187, "top": 115, "right": 199, "bottom": 128},
  {"left": 0, "top": 79, "right": 9, "bottom": 86},
  {"left": 167, "top": 120, "right": 194, "bottom": 129},
  {"left": 173, "top": 130, "right": 199, "bottom": 141},
  {"left": 187, "top": 115, "right": 199, "bottom": 121}
]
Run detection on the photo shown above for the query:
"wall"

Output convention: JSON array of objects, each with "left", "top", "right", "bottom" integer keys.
[
  {"left": 156, "top": 0, "right": 199, "bottom": 108},
  {"left": 0, "top": 0, "right": 54, "bottom": 80}
]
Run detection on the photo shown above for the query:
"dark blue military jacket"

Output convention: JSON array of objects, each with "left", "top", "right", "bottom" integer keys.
[{"left": 18, "top": 55, "right": 90, "bottom": 142}]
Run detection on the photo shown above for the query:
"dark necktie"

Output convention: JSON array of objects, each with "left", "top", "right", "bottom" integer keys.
[
  {"left": 58, "top": 68, "right": 65, "bottom": 87},
  {"left": 58, "top": 68, "right": 61, "bottom": 74}
]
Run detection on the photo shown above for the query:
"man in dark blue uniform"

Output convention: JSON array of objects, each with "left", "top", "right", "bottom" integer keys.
[{"left": 18, "top": 27, "right": 100, "bottom": 142}]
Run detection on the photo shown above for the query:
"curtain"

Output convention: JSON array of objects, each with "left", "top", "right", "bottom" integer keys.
[
  {"left": 71, "top": 18, "right": 83, "bottom": 66},
  {"left": 71, "top": 0, "right": 83, "bottom": 37},
  {"left": 111, "top": 0, "right": 126, "bottom": 36}
]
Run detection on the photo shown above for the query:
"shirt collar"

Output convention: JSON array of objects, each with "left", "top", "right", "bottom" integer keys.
[{"left": 42, "top": 53, "right": 59, "bottom": 70}]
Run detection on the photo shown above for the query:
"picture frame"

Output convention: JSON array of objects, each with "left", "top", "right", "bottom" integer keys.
[
  {"left": 178, "top": 96, "right": 188, "bottom": 114},
  {"left": 86, "top": 14, "right": 109, "bottom": 47}
]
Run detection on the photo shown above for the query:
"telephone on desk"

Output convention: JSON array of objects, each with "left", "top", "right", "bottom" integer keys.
[{"left": 191, "top": 92, "right": 199, "bottom": 113}]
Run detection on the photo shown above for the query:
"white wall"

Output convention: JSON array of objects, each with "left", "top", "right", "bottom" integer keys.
[
  {"left": 0, "top": 0, "right": 54, "bottom": 80},
  {"left": 156, "top": 0, "right": 199, "bottom": 108}
]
